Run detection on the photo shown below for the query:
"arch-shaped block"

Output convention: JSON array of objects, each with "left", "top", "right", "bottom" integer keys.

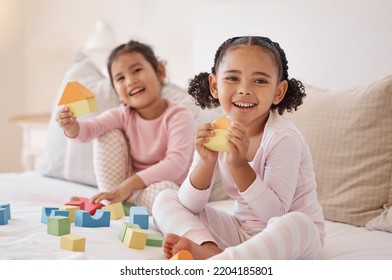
[
  {"left": 41, "top": 207, "right": 59, "bottom": 224},
  {"left": 74, "top": 210, "right": 110, "bottom": 227}
]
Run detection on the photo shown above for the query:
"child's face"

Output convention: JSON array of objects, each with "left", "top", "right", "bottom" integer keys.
[
  {"left": 111, "top": 52, "right": 165, "bottom": 115},
  {"left": 209, "top": 45, "right": 287, "bottom": 127}
]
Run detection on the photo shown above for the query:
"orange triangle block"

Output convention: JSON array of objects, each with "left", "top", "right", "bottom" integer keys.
[
  {"left": 58, "top": 81, "right": 96, "bottom": 105},
  {"left": 214, "top": 115, "right": 231, "bottom": 129}
]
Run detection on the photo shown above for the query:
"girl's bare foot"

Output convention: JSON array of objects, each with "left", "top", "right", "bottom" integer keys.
[{"left": 163, "top": 233, "right": 222, "bottom": 260}]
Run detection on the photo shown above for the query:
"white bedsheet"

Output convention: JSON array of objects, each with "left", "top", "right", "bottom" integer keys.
[
  {"left": 1, "top": 172, "right": 392, "bottom": 260},
  {"left": 0, "top": 172, "right": 164, "bottom": 260}
]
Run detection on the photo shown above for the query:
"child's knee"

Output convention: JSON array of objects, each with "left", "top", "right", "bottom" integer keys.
[{"left": 152, "top": 188, "right": 179, "bottom": 217}]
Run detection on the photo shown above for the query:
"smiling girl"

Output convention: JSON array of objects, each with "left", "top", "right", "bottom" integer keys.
[
  {"left": 152, "top": 36, "right": 325, "bottom": 259},
  {"left": 56, "top": 40, "right": 194, "bottom": 213}
]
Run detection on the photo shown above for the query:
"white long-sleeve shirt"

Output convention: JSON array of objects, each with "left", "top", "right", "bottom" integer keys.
[{"left": 179, "top": 109, "right": 325, "bottom": 238}]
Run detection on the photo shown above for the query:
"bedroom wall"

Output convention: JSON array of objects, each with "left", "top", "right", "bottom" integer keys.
[
  {"left": 1, "top": 0, "right": 391, "bottom": 172},
  {"left": 0, "top": 0, "right": 25, "bottom": 172}
]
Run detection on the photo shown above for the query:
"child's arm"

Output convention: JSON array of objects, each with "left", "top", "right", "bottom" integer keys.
[
  {"left": 189, "top": 122, "right": 219, "bottom": 190},
  {"left": 90, "top": 174, "right": 145, "bottom": 204},
  {"left": 225, "top": 123, "right": 256, "bottom": 192},
  {"left": 56, "top": 107, "right": 80, "bottom": 138}
]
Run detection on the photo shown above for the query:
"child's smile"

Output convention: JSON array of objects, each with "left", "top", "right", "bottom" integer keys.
[{"left": 128, "top": 86, "right": 145, "bottom": 96}]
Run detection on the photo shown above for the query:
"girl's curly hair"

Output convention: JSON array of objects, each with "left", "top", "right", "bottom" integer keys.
[{"left": 188, "top": 36, "right": 306, "bottom": 114}]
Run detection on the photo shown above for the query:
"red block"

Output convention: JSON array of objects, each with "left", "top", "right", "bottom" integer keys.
[{"left": 66, "top": 197, "right": 104, "bottom": 215}]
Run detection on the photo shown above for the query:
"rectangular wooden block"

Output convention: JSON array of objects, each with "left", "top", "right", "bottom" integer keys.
[
  {"left": 102, "top": 202, "right": 124, "bottom": 220},
  {"left": 118, "top": 222, "right": 141, "bottom": 241},
  {"left": 59, "top": 205, "right": 80, "bottom": 223},
  {"left": 122, "top": 228, "right": 148, "bottom": 250},
  {"left": 47, "top": 216, "right": 70, "bottom": 236},
  {"left": 146, "top": 233, "right": 163, "bottom": 247},
  {"left": 60, "top": 234, "right": 86, "bottom": 252},
  {"left": 130, "top": 206, "right": 149, "bottom": 230},
  {"left": 41, "top": 207, "right": 59, "bottom": 224},
  {"left": 0, "top": 204, "right": 11, "bottom": 220}
]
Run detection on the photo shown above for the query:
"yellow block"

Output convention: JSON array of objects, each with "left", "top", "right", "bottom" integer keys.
[
  {"left": 59, "top": 205, "right": 80, "bottom": 223},
  {"left": 123, "top": 228, "right": 148, "bottom": 250},
  {"left": 203, "top": 129, "right": 230, "bottom": 152},
  {"left": 65, "top": 98, "right": 98, "bottom": 117},
  {"left": 60, "top": 234, "right": 86, "bottom": 252},
  {"left": 102, "top": 202, "right": 125, "bottom": 220}
]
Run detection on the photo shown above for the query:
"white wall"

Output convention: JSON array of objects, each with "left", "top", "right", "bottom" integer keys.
[
  {"left": 0, "top": 0, "right": 25, "bottom": 171},
  {"left": 193, "top": 0, "right": 392, "bottom": 89},
  {"left": 1, "top": 0, "right": 391, "bottom": 172}
]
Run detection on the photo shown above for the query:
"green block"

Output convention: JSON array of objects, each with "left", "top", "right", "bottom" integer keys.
[
  {"left": 122, "top": 202, "right": 135, "bottom": 216},
  {"left": 146, "top": 233, "right": 163, "bottom": 247},
  {"left": 118, "top": 222, "right": 141, "bottom": 241},
  {"left": 47, "top": 216, "right": 70, "bottom": 236}
]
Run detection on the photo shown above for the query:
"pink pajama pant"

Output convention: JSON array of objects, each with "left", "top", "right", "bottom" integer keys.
[
  {"left": 152, "top": 189, "right": 324, "bottom": 260},
  {"left": 93, "top": 129, "right": 179, "bottom": 214}
]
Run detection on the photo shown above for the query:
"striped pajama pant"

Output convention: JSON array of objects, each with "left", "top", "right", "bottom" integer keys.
[
  {"left": 92, "top": 129, "right": 179, "bottom": 214},
  {"left": 153, "top": 189, "right": 324, "bottom": 260}
]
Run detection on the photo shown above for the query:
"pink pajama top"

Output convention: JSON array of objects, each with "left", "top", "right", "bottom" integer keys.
[
  {"left": 178, "top": 109, "right": 325, "bottom": 240},
  {"left": 75, "top": 100, "right": 195, "bottom": 186}
]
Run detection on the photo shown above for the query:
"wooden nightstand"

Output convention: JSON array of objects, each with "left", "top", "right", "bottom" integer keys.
[{"left": 11, "top": 113, "right": 51, "bottom": 171}]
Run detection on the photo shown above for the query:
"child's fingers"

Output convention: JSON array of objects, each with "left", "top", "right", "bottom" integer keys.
[
  {"left": 227, "top": 123, "right": 247, "bottom": 139},
  {"left": 90, "top": 192, "right": 113, "bottom": 203}
]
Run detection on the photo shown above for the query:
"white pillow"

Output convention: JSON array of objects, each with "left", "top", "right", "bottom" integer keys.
[{"left": 37, "top": 52, "right": 120, "bottom": 186}]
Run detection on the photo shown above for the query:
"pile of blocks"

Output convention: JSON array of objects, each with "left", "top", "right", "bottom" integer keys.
[
  {"left": 41, "top": 199, "right": 165, "bottom": 254},
  {"left": 41, "top": 197, "right": 117, "bottom": 252}
]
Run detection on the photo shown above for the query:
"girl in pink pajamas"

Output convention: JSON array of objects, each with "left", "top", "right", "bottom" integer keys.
[
  {"left": 152, "top": 36, "right": 325, "bottom": 259},
  {"left": 56, "top": 41, "right": 194, "bottom": 213}
]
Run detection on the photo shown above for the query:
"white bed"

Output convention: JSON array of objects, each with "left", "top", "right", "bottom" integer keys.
[{"left": 1, "top": 171, "right": 392, "bottom": 260}]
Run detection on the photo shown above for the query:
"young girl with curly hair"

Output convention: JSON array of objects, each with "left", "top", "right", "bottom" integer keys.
[{"left": 152, "top": 36, "right": 325, "bottom": 259}]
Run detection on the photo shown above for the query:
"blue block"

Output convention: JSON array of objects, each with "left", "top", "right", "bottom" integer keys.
[
  {"left": 50, "top": 209, "right": 69, "bottom": 218},
  {"left": 41, "top": 207, "right": 59, "bottom": 224},
  {"left": 0, "top": 208, "right": 8, "bottom": 225},
  {"left": 75, "top": 209, "right": 110, "bottom": 227},
  {"left": 0, "top": 204, "right": 11, "bottom": 220},
  {"left": 130, "top": 206, "right": 149, "bottom": 230}
]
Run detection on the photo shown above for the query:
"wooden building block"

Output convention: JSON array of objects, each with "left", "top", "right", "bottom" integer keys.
[
  {"left": 50, "top": 209, "right": 69, "bottom": 218},
  {"left": 122, "top": 202, "right": 135, "bottom": 216},
  {"left": 47, "top": 216, "right": 70, "bottom": 236},
  {"left": 59, "top": 205, "right": 79, "bottom": 223},
  {"left": 58, "top": 81, "right": 98, "bottom": 117},
  {"left": 0, "top": 208, "right": 8, "bottom": 225},
  {"left": 65, "top": 200, "right": 85, "bottom": 211},
  {"left": 118, "top": 222, "right": 141, "bottom": 241},
  {"left": 41, "top": 207, "right": 59, "bottom": 224},
  {"left": 64, "top": 98, "right": 98, "bottom": 117},
  {"left": 74, "top": 210, "right": 110, "bottom": 227},
  {"left": 122, "top": 228, "right": 148, "bottom": 250},
  {"left": 129, "top": 206, "right": 149, "bottom": 230},
  {"left": 169, "top": 250, "right": 194, "bottom": 260},
  {"left": 102, "top": 202, "right": 125, "bottom": 220},
  {"left": 0, "top": 203, "right": 11, "bottom": 220},
  {"left": 214, "top": 115, "right": 231, "bottom": 129},
  {"left": 203, "top": 115, "right": 231, "bottom": 152},
  {"left": 146, "top": 233, "right": 163, "bottom": 247},
  {"left": 60, "top": 234, "right": 86, "bottom": 252},
  {"left": 65, "top": 197, "right": 105, "bottom": 215},
  {"left": 0, "top": 204, "right": 10, "bottom": 225}
]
